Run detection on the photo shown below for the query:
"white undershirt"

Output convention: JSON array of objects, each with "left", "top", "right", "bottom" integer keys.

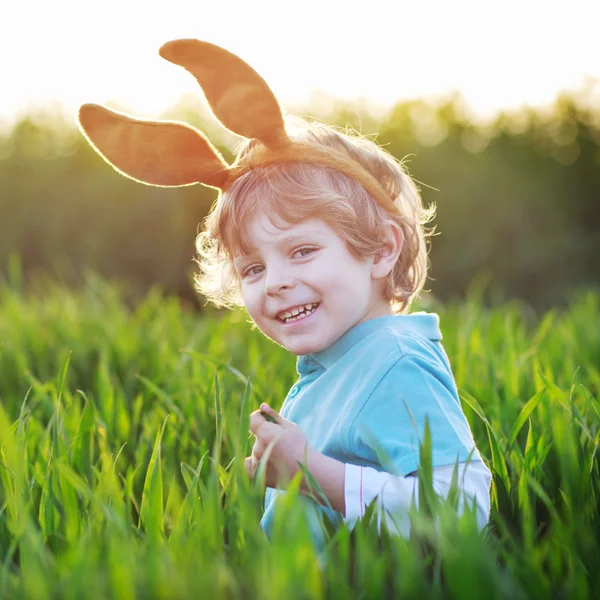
[{"left": 344, "top": 461, "right": 492, "bottom": 535}]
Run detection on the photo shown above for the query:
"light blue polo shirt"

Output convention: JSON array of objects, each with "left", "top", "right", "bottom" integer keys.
[{"left": 260, "top": 312, "right": 484, "bottom": 551}]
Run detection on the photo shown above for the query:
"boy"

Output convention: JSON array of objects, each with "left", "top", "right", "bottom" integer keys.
[{"left": 77, "top": 38, "right": 492, "bottom": 550}]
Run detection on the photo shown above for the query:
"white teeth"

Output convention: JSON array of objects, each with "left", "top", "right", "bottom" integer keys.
[{"left": 278, "top": 303, "right": 319, "bottom": 323}]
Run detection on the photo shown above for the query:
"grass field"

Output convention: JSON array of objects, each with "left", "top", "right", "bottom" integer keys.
[{"left": 0, "top": 269, "right": 598, "bottom": 599}]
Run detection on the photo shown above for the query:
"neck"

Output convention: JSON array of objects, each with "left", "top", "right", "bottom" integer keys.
[{"left": 359, "top": 298, "right": 394, "bottom": 324}]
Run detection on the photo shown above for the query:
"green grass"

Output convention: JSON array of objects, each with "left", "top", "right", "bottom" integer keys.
[{"left": 0, "top": 270, "right": 598, "bottom": 599}]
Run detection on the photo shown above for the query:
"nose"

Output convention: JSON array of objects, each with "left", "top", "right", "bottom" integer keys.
[{"left": 264, "top": 263, "right": 296, "bottom": 296}]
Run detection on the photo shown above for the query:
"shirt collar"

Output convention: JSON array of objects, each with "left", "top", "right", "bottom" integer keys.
[{"left": 296, "top": 312, "right": 441, "bottom": 375}]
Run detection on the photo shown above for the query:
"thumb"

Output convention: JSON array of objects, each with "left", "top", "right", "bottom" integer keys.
[
  {"left": 260, "top": 403, "right": 281, "bottom": 424},
  {"left": 261, "top": 404, "right": 297, "bottom": 429}
]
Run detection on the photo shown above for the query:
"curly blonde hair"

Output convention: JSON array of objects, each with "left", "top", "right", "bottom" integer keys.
[{"left": 195, "top": 116, "right": 436, "bottom": 313}]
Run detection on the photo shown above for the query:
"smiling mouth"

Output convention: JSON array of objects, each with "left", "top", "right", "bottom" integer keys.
[{"left": 277, "top": 303, "right": 320, "bottom": 324}]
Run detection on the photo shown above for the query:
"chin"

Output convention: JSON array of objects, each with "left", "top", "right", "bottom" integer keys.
[{"left": 280, "top": 337, "right": 330, "bottom": 356}]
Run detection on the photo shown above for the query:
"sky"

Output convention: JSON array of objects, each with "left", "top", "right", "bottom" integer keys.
[{"left": 2, "top": 0, "right": 599, "bottom": 128}]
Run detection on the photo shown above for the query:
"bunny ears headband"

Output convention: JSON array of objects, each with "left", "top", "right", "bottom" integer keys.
[{"left": 77, "top": 39, "right": 397, "bottom": 214}]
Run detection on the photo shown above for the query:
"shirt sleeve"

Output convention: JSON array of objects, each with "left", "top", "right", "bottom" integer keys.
[
  {"left": 344, "top": 460, "right": 492, "bottom": 536},
  {"left": 348, "top": 353, "right": 481, "bottom": 478}
]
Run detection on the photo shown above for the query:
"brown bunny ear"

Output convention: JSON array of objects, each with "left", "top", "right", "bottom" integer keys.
[
  {"left": 159, "top": 39, "right": 291, "bottom": 149},
  {"left": 77, "top": 103, "right": 230, "bottom": 188}
]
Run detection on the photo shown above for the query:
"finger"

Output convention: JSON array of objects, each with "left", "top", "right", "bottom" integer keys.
[
  {"left": 249, "top": 409, "right": 269, "bottom": 433},
  {"left": 251, "top": 416, "right": 282, "bottom": 440},
  {"left": 252, "top": 438, "right": 265, "bottom": 459}
]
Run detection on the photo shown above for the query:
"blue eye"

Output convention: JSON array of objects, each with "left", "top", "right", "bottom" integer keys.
[
  {"left": 243, "top": 265, "right": 264, "bottom": 278},
  {"left": 294, "top": 247, "right": 316, "bottom": 258}
]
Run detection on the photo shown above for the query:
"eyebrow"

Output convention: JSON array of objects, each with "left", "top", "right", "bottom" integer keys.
[{"left": 233, "top": 232, "right": 326, "bottom": 264}]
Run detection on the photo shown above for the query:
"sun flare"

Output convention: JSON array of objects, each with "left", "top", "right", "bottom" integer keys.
[{"left": 1, "top": 0, "right": 599, "bottom": 127}]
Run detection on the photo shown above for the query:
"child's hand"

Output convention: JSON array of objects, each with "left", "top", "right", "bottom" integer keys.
[{"left": 245, "top": 403, "right": 312, "bottom": 489}]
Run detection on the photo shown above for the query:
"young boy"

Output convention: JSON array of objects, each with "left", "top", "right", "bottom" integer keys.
[
  {"left": 197, "top": 123, "right": 492, "bottom": 548},
  {"left": 77, "top": 38, "right": 492, "bottom": 551}
]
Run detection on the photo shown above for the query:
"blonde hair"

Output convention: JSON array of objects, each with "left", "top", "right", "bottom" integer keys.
[{"left": 195, "top": 116, "right": 436, "bottom": 313}]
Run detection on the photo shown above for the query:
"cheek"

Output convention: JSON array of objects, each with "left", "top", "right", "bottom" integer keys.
[
  {"left": 324, "top": 260, "right": 368, "bottom": 286},
  {"left": 241, "top": 286, "right": 260, "bottom": 314},
  {"left": 242, "top": 288, "right": 271, "bottom": 325}
]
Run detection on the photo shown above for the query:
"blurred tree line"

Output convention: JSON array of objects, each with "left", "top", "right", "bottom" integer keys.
[{"left": 1, "top": 85, "right": 599, "bottom": 312}]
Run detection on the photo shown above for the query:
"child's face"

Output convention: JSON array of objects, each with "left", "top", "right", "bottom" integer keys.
[{"left": 233, "top": 213, "right": 393, "bottom": 355}]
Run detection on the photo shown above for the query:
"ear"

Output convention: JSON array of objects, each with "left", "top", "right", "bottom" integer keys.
[
  {"left": 77, "top": 103, "right": 230, "bottom": 188},
  {"left": 372, "top": 221, "right": 404, "bottom": 279},
  {"left": 159, "top": 39, "right": 291, "bottom": 149}
]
